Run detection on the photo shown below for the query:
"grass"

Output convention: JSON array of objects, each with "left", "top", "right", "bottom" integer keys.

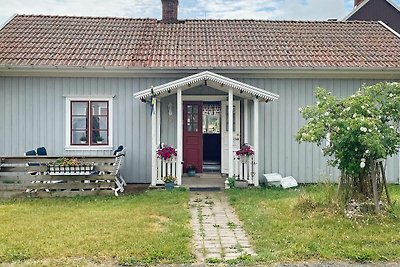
[
  {"left": 0, "top": 189, "right": 193, "bottom": 265},
  {"left": 226, "top": 184, "right": 400, "bottom": 264}
]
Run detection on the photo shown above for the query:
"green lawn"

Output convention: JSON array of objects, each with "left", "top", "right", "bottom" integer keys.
[
  {"left": 0, "top": 190, "right": 193, "bottom": 266},
  {"left": 226, "top": 185, "right": 400, "bottom": 264}
]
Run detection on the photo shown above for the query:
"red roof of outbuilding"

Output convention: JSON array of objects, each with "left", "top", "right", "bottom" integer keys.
[{"left": 0, "top": 15, "right": 399, "bottom": 69}]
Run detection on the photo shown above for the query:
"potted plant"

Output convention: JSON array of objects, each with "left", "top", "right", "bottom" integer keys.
[
  {"left": 156, "top": 145, "right": 177, "bottom": 160},
  {"left": 186, "top": 164, "right": 196, "bottom": 177},
  {"left": 96, "top": 136, "right": 104, "bottom": 144},
  {"left": 235, "top": 144, "right": 254, "bottom": 162},
  {"left": 163, "top": 175, "right": 176, "bottom": 190},
  {"left": 80, "top": 134, "right": 87, "bottom": 144}
]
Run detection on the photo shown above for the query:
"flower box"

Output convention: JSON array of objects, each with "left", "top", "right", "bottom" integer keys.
[
  {"left": 48, "top": 158, "right": 94, "bottom": 175},
  {"left": 48, "top": 164, "right": 94, "bottom": 175}
]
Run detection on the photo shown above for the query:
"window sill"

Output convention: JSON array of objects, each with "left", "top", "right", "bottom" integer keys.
[{"left": 65, "top": 146, "right": 114, "bottom": 151}]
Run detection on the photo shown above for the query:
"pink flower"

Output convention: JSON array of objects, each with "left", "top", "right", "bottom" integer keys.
[{"left": 157, "top": 145, "right": 177, "bottom": 160}]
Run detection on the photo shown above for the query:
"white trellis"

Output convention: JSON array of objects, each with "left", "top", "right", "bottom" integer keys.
[
  {"left": 156, "top": 155, "right": 177, "bottom": 184},
  {"left": 233, "top": 154, "right": 256, "bottom": 184}
]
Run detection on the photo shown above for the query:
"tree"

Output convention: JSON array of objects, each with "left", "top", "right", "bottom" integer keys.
[{"left": 296, "top": 82, "right": 400, "bottom": 212}]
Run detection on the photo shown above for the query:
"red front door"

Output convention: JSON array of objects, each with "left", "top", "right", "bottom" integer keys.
[{"left": 183, "top": 101, "right": 203, "bottom": 173}]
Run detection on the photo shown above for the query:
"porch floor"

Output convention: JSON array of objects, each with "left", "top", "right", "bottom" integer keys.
[{"left": 181, "top": 173, "right": 226, "bottom": 190}]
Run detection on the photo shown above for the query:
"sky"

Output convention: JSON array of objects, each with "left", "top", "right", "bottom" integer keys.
[{"left": 0, "top": 0, "right": 400, "bottom": 27}]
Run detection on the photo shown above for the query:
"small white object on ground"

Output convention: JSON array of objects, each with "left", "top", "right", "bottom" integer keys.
[
  {"left": 263, "top": 173, "right": 282, "bottom": 187},
  {"left": 281, "top": 176, "right": 298, "bottom": 189}
]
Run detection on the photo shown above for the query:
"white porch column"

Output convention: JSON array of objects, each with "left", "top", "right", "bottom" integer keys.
[
  {"left": 156, "top": 100, "right": 161, "bottom": 147},
  {"left": 176, "top": 88, "right": 183, "bottom": 185},
  {"left": 228, "top": 89, "right": 234, "bottom": 178},
  {"left": 151, "top": 98, "right": 157, "bottom": 186},
  {"left": 243, "top": 99, "right": 249, "bottom": 143},
  {"left": 253, "top": 97, "right": 259, "bottom": 186}
]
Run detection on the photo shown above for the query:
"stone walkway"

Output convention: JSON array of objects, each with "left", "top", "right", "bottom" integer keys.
[{"left": 189, "top": 192, "right": 256, "bottom": 262}]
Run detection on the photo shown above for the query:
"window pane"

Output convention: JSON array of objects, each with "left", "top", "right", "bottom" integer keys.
[
  {"left": 92, "top": 130, "right": 107, "bottom": 144},
  {"left": 72, "top": 117, "right": 87, "bottom": 130},
  {"left": 187, "top": 105, "right": 192, "bottom": 114},
  {"left": 92, "top": 116, "right": 107, "bottom": 129},
  {"left": 72, "top": 102, "right": 88, "bottom": 116},
  {"left": 72, "top": 131, "right": 88, "bottom": 144},
  {"left": 193, "top": 105, "right": 198, "bottom": 114},
  {"left": 92, "top": 102, "right": 108, "bottom": 115}
]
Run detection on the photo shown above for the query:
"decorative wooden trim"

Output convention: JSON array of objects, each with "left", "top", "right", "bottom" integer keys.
[
  {"left": 134, "top": 71, "right": 279, "bottom": 102},
  {"left": 182, "top": 95, "right": 227, "bottom": 101}
]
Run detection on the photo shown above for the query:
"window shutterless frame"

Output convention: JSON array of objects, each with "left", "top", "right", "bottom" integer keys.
[{"left": 69, "top": 100, "right": 110, "bottom": 147}]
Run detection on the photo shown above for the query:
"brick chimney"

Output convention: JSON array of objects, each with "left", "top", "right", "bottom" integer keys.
[
  {"left": 161, "top": 0, "right": 179, "bottom": 23},
  {"left": 354, "top": 0, "right": 365, "bottom": 7}
]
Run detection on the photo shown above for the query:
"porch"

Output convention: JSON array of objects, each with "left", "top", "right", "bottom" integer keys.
[{"left": 134, "top": 71, "right": 279, "bottom": 187}]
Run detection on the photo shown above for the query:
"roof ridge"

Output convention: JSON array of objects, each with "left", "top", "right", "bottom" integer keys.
[
  {"left": 13, "top": 14, "right": 383, "bottom": 24},
  {"left": 15, "top": 14, "right": 158, "bottom": 21}
]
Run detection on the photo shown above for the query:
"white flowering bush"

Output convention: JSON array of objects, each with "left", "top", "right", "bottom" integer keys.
[{"left": 296, "top": 82, "right": 400, "bottom": 203}]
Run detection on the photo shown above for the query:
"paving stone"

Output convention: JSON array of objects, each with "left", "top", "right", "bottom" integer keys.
[
  {"left": 189, "top": 192, "right": 257, "bottom": 263},
  {"left": 205, "top": 253, "right": 222, "bottom": 259}
]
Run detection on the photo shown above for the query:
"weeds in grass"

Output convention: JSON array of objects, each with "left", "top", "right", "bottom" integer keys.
[
  {"left": 225, "top": 253, "right": 255, "bottom": 265},
  {"left": 227, "top": 221, "right": 237, "bottom": 230},
  {"left": 295, "top": 182, "right": 340, "bottom": 214},
  {"left": 226, "top": 185, "right": 400, "bottom": 263},
  {"left": 295, "top": 192, "right": 317, "bottom": 213},
  {"left": 230, "top": 243, "right": 244, "bottom": 252},
  {"left": 206, "top": 257, "right": 223, "bottom": 263}
]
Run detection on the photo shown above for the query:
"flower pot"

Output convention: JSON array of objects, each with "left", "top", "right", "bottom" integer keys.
[
  {"left": 164, "top": 182, "right": 175, "bottom": 190},
  {"left": 80, "top": 141, "right": 86, "bottom": 144},
  {"left": 187, "top": 170, "right": 196, "bottom": 177},
  {"left": 234, "top": 180, "right": 249, "bottom": 188},
  {"left": 97, "top": 141, "right": 103, "bottom": 144}
]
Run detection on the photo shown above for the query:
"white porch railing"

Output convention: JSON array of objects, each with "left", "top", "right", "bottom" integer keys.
[
  {"left": 233, "top": 155, "right": 255, "bottom": 185},
  {"left": 156, "top": 156, "right": 177, "bottom": 184}
]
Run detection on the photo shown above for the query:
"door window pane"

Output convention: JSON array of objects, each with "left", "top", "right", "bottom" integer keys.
[{"left": 186, "top": 104, "right": 199, "bottom": 132}]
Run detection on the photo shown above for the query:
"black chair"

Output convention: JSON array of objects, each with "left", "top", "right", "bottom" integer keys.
[
  {"left": 25, "top": 150, "right": 37, "bottom": 156},
  {"left": 36, "top": 147, "right": 47, "bottom": 156},
  {"left": 113, "top": 145, "right": 124, "bottom": 156}
]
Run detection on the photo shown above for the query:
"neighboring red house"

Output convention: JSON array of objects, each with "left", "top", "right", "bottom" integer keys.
[{"left": 344, "top": 0, "right": 400, "bottom": 33}]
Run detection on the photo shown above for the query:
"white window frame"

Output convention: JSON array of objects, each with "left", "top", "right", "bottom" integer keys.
[{"left": 65, "top": 96, "right": 113, "bottom": 151}]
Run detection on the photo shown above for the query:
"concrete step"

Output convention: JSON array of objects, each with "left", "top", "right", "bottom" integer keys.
[{"left": 189, "top": 187, "right": 222, "bottom": 192}]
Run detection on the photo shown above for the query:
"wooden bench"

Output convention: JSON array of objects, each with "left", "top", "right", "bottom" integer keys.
[{"left": 0, "top": 156, "right": 125, "bottom": 198}]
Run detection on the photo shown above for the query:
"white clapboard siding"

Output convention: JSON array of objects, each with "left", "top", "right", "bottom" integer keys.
[{"left": 0, "top": 77, "right": 398, "bottom": 184}]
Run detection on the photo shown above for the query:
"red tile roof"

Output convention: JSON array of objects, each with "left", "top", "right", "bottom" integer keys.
[{"left": 0, "top": 15, "right": 399, "bottom": 69}]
